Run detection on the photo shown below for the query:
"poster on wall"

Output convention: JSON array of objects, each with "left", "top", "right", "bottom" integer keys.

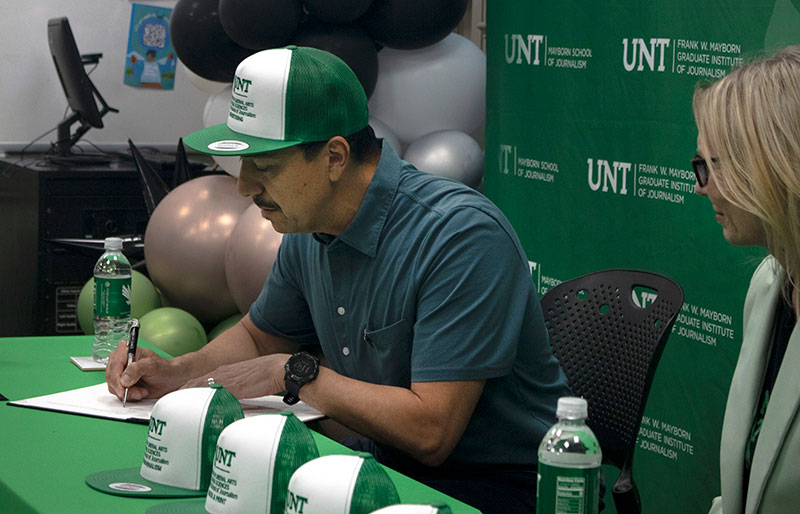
[
  {"left": 123, "top": 3, "right": 176, "bottom": 89},
  {"left": 485, "top": 1, "right": 800, "bottom": 513}
]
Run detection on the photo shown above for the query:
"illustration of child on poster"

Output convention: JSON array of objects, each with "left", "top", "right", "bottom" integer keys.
[{"left": 124, "top": 4, "right": 176, "bottom": 89}]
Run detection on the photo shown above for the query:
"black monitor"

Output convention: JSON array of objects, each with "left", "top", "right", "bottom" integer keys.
[{"left": 47, "top": 17, "right": 118, "bottom": 160}]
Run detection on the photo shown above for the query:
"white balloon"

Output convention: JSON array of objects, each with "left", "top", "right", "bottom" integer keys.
[
  {"left": 403, "top": 130, "right": 484, "bottom": 189},
  {"left": 184, "top": 65, "right": 230, "bottom": 94},
  {"left": 212, "top": 155, "right": 241, "bottom": 178},
  {"left": 203, "top": 86, "right": 232, "bottom": 128},
  {"left": 369, "top": 116, "right": 403, "bottom": 155},
  {"left": 202, "top": 87, "right": 240, "bottom": 177},
  {"left": 369, "top": 33, "right": 486, "bottom": 144}
]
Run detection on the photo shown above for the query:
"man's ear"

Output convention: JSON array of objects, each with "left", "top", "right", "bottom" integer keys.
[{"left": 326, "top": 136, "right": 350, "bottom": 182}]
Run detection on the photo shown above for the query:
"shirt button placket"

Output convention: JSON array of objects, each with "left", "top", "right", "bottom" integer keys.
[{"left": 336, "top": 305, "right": 350, "bottom": 357}]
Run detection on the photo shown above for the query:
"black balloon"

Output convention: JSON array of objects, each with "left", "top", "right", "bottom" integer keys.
[
  {"left": 303, "top": 0, "right": 373, "bottom": 25},
  {"left": 170, "top": 0, "right": 254, "bottom": 82},
  {"left": 292, "top": 20, "right": 379, "bottom": 98},
  {"left": 128, "top": 139, "right": 169, "bottom": 217},
  {"left": 359, "top": 0, "right": 469, "bottom": 50},
  {"left": 219, "top": 0, "right": 303, "bottom": 50}
]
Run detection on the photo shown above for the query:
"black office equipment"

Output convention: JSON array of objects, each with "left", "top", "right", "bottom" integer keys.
[{"left": 47, "top": 16, "right": 118, "bottom": 161}]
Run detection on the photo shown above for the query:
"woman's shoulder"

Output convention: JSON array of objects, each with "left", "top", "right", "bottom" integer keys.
[{"left": 750, "top": 255, "right": 782, "bottom": 286}]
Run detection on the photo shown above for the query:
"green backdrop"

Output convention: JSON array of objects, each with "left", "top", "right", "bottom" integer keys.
[{"left": 484, "top": 2, "right": 800, "bottom": 513}]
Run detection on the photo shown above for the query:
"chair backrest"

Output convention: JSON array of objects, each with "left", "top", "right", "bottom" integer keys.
[{"left": 540, "top": 269, "right": 684, "bottom": 514}]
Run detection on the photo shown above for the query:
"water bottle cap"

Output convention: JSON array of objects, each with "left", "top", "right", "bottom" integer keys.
[
  {"left": 104, "top": 237, "right": 123, "bottom": 250},
  {"left": 556, "top": 396, "right": 588, "bottom": 420}
]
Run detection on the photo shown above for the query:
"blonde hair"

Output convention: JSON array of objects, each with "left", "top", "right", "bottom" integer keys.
[{"left": 693, "top": 45, "right": 800, "bottom": 291}]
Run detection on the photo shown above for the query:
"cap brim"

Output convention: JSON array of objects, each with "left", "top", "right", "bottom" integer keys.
[
  {"left": 183, "top": 123, "right": 303, "bottom": 156},
  {"left": 145, "top": 499, "right": 207, "bottom": 513},
  {"left": 85, "top": 467, "right": 206, "bottom": 498}
]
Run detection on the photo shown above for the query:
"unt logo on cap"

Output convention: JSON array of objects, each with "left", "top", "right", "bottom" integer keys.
[
  {"left": 149, "top": 418, "right": 167, "bottom": 436},
  {"left": 214, "top": 446, "right": 237, "bottom": 468},
  {"left": 286, "top": 491, "right": 310, "bottom": 514},
  {"left": 234, "top": 76, "right": 252, "bottom": 94}
]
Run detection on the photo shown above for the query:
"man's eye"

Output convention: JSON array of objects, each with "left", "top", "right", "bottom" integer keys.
[{"left": 252, "top": 162, "right": 274, "bottom": 172}]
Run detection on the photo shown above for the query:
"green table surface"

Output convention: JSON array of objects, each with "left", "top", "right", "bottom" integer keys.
[{"left": 0, "top": 336, "right": 481, "bottom": 514}]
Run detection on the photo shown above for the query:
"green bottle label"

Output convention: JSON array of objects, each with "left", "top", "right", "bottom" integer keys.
[
  {"left": 536, "top": 463, "right": 600, "bottom": 514},
  {"left": 94, "top": 277, "right": 131, "bottom": 317}
]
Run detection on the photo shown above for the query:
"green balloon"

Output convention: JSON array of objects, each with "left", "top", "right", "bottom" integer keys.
[
  {"left": 77, "top": 270, "right": 162, "bottom": 335},
  {"left": 207, "top": 312, "right": 244, "bottom": 341},
  {"left": 140, "top": 307, "right": 207, "bottom": 357},
  {"left": 156, "top": 287, "right": 173, "bottom": 308}
]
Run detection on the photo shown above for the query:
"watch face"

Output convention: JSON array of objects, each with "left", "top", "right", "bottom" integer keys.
[{"left": 289, "top": 354, "right": 316, "bottom": 377}]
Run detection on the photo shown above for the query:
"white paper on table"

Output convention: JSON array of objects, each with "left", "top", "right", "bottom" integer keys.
[{"left": 8, "top": 383, "right": 324, "bottom": 423}]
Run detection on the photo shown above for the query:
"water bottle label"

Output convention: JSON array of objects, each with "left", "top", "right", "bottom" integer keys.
[
  {"left": 94, "top": 277, "right": 132, "bottom": 317},
  {"left": 536, "top": 463, "right": 600, "bottom": 514}
]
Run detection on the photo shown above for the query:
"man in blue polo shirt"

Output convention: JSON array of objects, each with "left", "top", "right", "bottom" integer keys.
[{"left": 106, "top": 46, "right": 570, "bottom": 513}]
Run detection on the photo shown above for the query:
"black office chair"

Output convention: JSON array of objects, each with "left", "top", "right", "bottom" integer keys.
[{"left": 540, "top": 269, "right": 684, "bottom": 514}]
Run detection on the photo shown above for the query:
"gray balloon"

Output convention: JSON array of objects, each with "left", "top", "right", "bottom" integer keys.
[
  {"left": 403, "top": 130, "right": 484, "bottom": 189},
  {"left": 225, "top": 204, "right": 283, "bottom": 313},
  {"left": 144, "top": 175, "right": 250, "bottom": 324},
  {"left": 370, "top": 116, "right": 403, "bottom": 156}
]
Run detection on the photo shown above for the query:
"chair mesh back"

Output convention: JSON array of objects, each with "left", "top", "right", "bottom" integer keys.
[{"left": 540, "top": 269, "right": 683, "bottom": 470}]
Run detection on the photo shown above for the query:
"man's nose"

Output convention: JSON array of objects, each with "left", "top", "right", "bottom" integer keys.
[{"left": 237, "top": 170, "right": 260, "bottom": 198}]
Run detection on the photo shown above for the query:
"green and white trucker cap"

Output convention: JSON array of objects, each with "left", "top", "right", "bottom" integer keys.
[
  {"left": 85, "top": 385, "right": 244, "bottom": 498},
  {"left": 145, "top": 412, "right": 320, "bottom": 514},
  {"left": 370, "top": 505, "right": 453, "bottom": 514},
  {"left": 184, "top": 46, "right": 369, "bottom": 156},
  {"left": 284, "top": 453, "right": 400, "bottom": 514}
]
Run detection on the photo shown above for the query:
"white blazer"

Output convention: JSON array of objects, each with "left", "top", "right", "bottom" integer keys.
[{"left": 709, "top": 257, "right": 800, "bottom": 514}]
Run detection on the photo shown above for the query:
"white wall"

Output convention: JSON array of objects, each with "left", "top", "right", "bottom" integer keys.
[{"left": 0, "top": 0, "right": 210, "bottom": 152}]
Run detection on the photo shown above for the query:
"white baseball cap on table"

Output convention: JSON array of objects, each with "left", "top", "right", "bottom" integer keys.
[
  {"left": 284, "top": 453, "right": 400, "bottom": 514},
  {"left": 183, "top": 45, "right": 369, "bottom": 157},
  {"left": 85, "top": 385, "right": 244, "bottom": 498},
  {"left": 146, "top": 412, "right": 320, "bottom": 514}
]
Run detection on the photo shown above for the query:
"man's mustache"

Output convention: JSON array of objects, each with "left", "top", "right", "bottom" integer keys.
[{"left": 253, "top": 196, "right": 280, "bottom": 210}]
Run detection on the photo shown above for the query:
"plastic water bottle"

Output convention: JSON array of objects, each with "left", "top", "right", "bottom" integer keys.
[
  {"left": 537, "top": 397, "right": 602, "bottom": 514},
  {"left": 92, "top": 237, "right": 131, "bottom": 363}
]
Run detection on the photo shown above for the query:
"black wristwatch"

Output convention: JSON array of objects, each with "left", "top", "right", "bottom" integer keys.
[{"left": 283, "top": 351, "right": 320, "bottom": 405}]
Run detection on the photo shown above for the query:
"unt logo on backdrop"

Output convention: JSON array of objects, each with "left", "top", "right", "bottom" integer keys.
[
  {"left": 499, "top": 144, "right": 515, "bottom": 175},
  {"left": 504, "top": 34, "right": 545, "bottom": 65},
  {"left": 622, "top": 38, "right": 671, "bottom": 72},
  {"left": 587, "top": 158, "right": 631, "bottom": 195}
]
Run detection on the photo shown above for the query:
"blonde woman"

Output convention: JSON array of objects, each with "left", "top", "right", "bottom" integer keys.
[{"left": 693, "top": 45, "right": 800, "bottom": 514}]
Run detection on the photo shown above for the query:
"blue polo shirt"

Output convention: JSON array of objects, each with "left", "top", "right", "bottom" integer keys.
[{"left": 250, "top": 142, "right": 570, "bottom": 467}]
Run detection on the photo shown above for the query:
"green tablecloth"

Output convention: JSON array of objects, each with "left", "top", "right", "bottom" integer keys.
[{"left": 0, "top": 336, "right": 481, "bottom": 513}]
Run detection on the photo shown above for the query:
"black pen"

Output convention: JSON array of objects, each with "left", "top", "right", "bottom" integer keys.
[{"left": 122, "top": 318, "right": 140, "bottom": 407}]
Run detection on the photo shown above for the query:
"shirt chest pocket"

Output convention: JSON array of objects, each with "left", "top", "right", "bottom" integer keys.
[{"left": 357, "top": 319, "right": 413, "bottom": 387}]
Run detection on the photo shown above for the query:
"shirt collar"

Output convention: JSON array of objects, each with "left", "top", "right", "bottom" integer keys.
[{"left": 314, "top": 140, "right": 401, "bottom": 257}]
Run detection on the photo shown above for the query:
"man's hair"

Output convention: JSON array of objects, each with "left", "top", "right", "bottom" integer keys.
[
  {"left": 693, "top": 44, "right": 800, "bottom": 290},
  {"left": 298, "top": 124, "right": 381, "bottom": 164}
]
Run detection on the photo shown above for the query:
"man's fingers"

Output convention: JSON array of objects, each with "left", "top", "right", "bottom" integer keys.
[
  {"left": 105, "top": 341, "right": 130, "bottom": 398},
  {"left": 181, "top": 375, "right": 213, "bottom": 390},
  {"left": 120, "top": 358, "right": 151, "bottom": 388},
  {"left": 105, "top": 341, "right": 128, "bottom": 379},
  {"left": 124, "top": 385, "right": 150, "bottom": 402}
]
